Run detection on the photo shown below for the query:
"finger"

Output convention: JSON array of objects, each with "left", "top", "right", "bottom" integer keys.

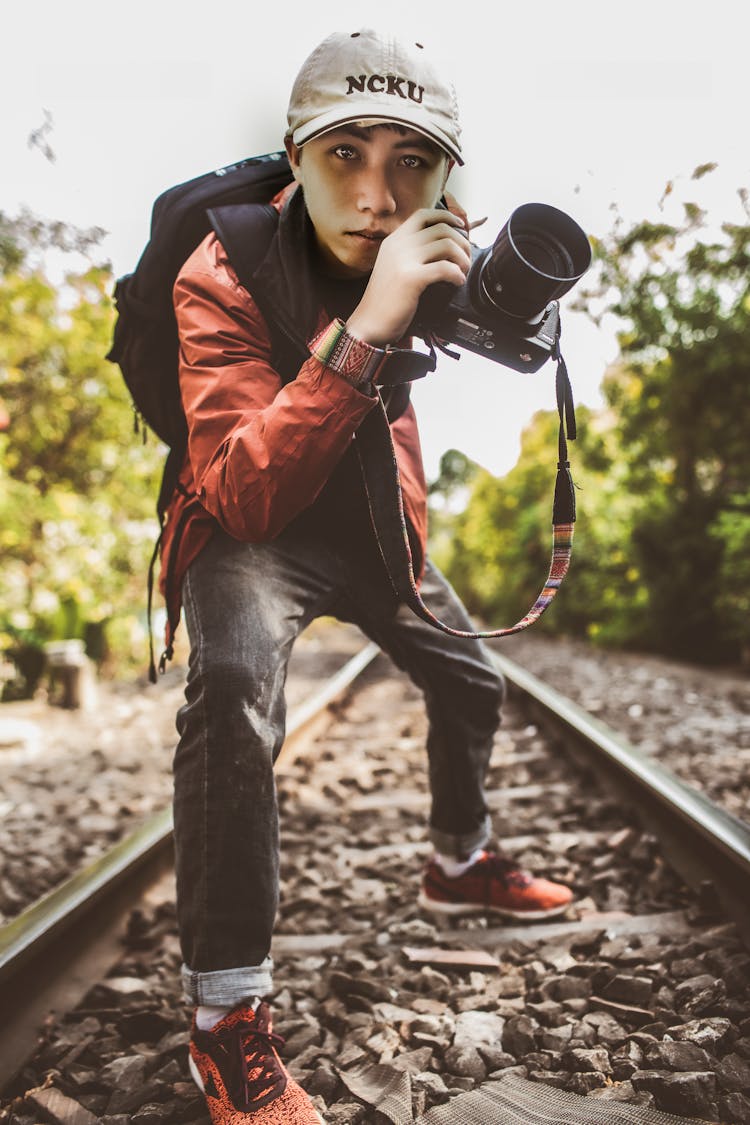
[
  {"left": 414, "top": 221, "right": 471, "bottom": 249},
  {"left": 412, "top": 208, "right": 469, "bottom": 234},
  {"left": 420, "top": 237, "right": 472, "bottom": 275},
  {"left": 417, "top": 258, "right": 468, "bottom": 289}
]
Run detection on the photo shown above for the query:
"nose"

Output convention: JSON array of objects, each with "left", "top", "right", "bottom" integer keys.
[{"left": 356, "top": 167, "right": 397, "bottom": 216}]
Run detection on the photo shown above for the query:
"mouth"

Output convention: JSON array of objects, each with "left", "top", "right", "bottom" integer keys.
[{"left": 347, "top": 230, "right": 389, "bottom": 243}]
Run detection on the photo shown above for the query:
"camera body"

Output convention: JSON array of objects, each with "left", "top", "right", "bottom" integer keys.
[{"left": 411, "top": 202, "right": 592, "bottom": 373}]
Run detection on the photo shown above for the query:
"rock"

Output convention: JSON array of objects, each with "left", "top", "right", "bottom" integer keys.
[
  {"left": 391, "top": 1047, "right": 433, "bottom": 1075},
  {"left": 502, "top": 1014, "right": 538, "bottom": 1057},
  {"left": 539, "top": 974, "right": 591, "bottom": 1002},
  {"left": 720, "top": 1092, "right": 750, "bottom": 1125},
  {"left": 443, "top": 1044, "right": 487, "bottom": 1081},
  {"left": 365, "top": 1024, "right": 402, "bottom": 1061},
  {"left": 412, "top": 1071, "right": 449, "bottom": 1104},
  {"left": 493, "top": 970, "right": 526, "bottom": 998},
  {"left": 150, "top": 1056, "right": 182, "bottom": 1085},
  {"left": 306, "top": 1064, "right": 340, "bottom": 1101},
  {"left": 528, "top": 1069, "right": 568, "bottom": 1088},
  {"left": 666, "top": 1016, "right": 732, "bottom": 1048},
  {"left": 588, "top": 995, "right": 654, "bottom": 1026},
  {"left": 118, "top": 1009, "right": 175, "bottom": 1043},
  {"left": 716, "top": 1052, "right": 750, "bottom": 1093},
  {"left": 106, "top": 1080, "right": 166, "bottom": 1117},
  {"left": 649, "top": 1039, "right": 714, "bottom": 1072},
  {"left": 669, "top": 957, "right": 706, "bottom": 980},
  {"left": 563, "top": 1047, "right": 612, "bottom": 1074},
  {"left": 487, "top": 1064, "right": 528, "bottom": 1082},
  {"left": 409, "top": 1013, "right": 454, "bottom": 1050},
  {"left": 416, "top": 966, "right": 451, "bottom": 995},
  {"left": 601, "top": 974, "right": 653, "bottom": 1007},
  {"left": 539, "top": 1025, "right": 574, "bottom": 1051},
  {"left": 328, "top": 970, "right": 395, "bottom": 1004},
  {"left": 735, "top": 1036, "right": 750, "bottom": 1060},
  {"left": 336, "top": 1043, "right": 368, "bottom": 1070},
  {"left": 673, "top": 974, "right": 727, "bottom": 1016},
  {"left": 526, "top": 1000, "right": 565, "bottom": 1026},
  {"left": 156, "top": 1029, "right": 190, "bottom": 1058},
  {"left": 325, "top": 1103, "right": 366, "bottom": 1124},
  {"left": 99, "top": 1054, "right": 147, "bottom": 1089},
  {"left": 611, "top": 1039, "right": 643, "bottom": 1080},
  {"left": 631, "top": 1069, "right": 717, "bottom": 1119},
  {"left": 453, "top": 1010, "right": 505, "bottom": 1050},
  {"left": 283, "top": 1021, "right": 323, "bottom": 1055},
  {"left": 478, "top": 1046, "right": 517, "bottom": 1071},
  {"left": 581, "top": 1010, "right": 627, "bottom": 1046},
  {"left": 562, "top": 998, "right": 591, "bottom": 1018},
  {"left": 26, "top": 1087, "right": 99, "bottom": 1125},
  {"left": 588, "top": 1080, "right": 654, "bottom": 1105},
  {"left": 568, "top": 1071, "right": 609, "bottom": 1093},
  {"left": 129, "top": 1105, "right": 175, "bottom": 1124}
]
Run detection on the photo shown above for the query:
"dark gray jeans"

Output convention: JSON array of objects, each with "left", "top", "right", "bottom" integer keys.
[{"left": 174, "top": 523, "right": 504, "bottom": 1006}]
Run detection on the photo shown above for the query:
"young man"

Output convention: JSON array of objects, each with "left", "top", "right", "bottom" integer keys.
[{"left": 161, "top": 28, "right": 573, "bottom": 1124}]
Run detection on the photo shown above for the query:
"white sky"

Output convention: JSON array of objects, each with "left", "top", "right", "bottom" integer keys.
[{"left": 2, "top": 0, "right": 746, "bottom": 479}]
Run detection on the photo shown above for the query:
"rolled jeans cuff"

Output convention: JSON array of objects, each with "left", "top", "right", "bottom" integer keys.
[
  {"left": 429, "top": 814, "right": 492, "bottom": 860},
  {"left": 181, "top": 957, "right": 274, "bottom": 1006}
]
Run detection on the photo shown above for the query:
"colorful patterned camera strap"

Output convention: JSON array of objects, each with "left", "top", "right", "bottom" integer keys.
[{"left": 356, "top": 334, "right": 576, "bottom": 639}]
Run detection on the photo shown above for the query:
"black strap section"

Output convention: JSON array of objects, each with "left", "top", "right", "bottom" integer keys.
[
  {"left": 208, "top": 203, "right": 309, "bottom": 384},
  {"left": 552, "top": 330, "right": 577, "bottom": 526},
  {"left": 146, "top": 522, "right": 165, "bottom": 683}
]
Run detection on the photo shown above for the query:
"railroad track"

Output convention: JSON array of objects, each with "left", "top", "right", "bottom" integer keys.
[{"left": 1, "top": 640, "right": 749, "bottom": 1125}]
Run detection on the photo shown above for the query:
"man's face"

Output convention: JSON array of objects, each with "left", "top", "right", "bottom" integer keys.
[{"left": 286, "top": 124, "right": 451, "bottom": 278}]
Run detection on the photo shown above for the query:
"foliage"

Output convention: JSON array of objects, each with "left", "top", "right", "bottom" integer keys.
[
  {"left": 0, "top": 211, "right": 163, "bottom": 690},
  {"left": 430, "top": 167, "right": 750, "bottom": 663},
  {"left": 580, "top": 168, "right": 750, "bottom": 661},
  {"left": 430, "top": 406, "right": 649, "bottom": 645}
]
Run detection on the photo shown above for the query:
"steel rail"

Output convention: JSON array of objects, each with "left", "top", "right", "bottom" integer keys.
[
  {"left": 3, "top": 639, "right": 748, "bottom": 1090},
  {"left": 492, "top": 651, "right": 750, "bottom": 941},
  {"left": 0, "top": 641, "right": 380, "bottom": 1092}
]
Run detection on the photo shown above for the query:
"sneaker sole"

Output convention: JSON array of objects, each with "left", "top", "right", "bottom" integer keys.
[
  {"left": 417, "top": 890, "right": 573, "bottom": 921},
  {"left": 190, "top": 1050, "right": 327, "bottom": 1124}
]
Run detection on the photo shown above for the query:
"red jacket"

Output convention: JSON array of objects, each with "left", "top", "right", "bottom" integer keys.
[{"left": 158, "top": 188, "right": 429, "bottom": 650}]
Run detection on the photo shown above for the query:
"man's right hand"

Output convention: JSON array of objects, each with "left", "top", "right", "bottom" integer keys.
[{"left": 345, "top": 208, "right": 471, "bottom": 348}]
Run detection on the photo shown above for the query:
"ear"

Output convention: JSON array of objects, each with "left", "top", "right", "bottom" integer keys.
[
  {"left": 441, "top": 158, "right": 455, "bottom": 191},
  {"left": 285, "top": 137, "right": 304, "bottom": 184}
]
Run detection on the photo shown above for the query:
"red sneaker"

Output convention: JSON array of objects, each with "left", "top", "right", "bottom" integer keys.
[
  {"left": 419, "top": 850, "right": 573, "bottom": 920},
  {"left": 189, "top": 1000, "right": 325, "bottom": 1123}
]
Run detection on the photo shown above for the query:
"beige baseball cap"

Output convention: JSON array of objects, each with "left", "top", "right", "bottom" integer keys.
[{"left": 286, "top": 29, "right": 463, "bottom": 165}]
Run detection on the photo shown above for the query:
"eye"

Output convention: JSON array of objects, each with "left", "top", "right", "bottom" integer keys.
[
  {"left": 332, "top": 144, "right": 359, "bottom": 161},
  {"left": 400, "top": 154, "right": 427, "bottom": 169}
]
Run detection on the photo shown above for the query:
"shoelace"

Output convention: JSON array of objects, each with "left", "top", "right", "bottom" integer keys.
[
  {"left": 479, "top": 852, "right": 533, "bottom": 890},
  {"left": 215, "top": 1019, "right": 287, "bottom": 1109}
]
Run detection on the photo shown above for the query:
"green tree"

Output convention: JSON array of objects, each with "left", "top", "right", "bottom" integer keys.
[
  {"left": 431, "top": 405, "right": 648, "bottom": 644},
  {"left": 0, "top": 211, "right": 163, "bottom": 688},
  {"left": 578, "top": 168, "right": 750, "bottom": 661}
]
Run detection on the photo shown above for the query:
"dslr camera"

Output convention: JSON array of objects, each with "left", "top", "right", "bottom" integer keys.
[{"left": 412, "top": 202, "right": 592, "bottom": 372}]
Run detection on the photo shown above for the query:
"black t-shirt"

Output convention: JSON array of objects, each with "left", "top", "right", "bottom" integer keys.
[{"left": 289, "top": 266, "right": 375, "bottom": 547}]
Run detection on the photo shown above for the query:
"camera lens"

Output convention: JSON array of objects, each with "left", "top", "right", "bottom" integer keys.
[{"left": 479, "top": 203, "right": 591, "bottom": 321}]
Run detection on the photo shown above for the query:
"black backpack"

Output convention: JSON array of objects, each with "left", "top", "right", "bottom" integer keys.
[
  {"left": 107, "top": 150, "right": 295, "bottom": 506},
  {"left": 107, "top": 152, "right": 304, "bottom": 677}
]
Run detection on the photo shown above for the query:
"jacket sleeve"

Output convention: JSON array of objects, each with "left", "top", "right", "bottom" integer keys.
[{"left": 174, "top": 235, "right": 378, "bottom": 542}]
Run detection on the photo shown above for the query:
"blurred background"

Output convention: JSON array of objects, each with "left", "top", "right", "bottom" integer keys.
[{"left": 1, "top": 0, "right": 748, "bottom": 694}]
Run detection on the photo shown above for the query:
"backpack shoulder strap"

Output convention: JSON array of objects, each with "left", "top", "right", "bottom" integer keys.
[
  {"left": 208, "top": 203, "right": 305, "bottom": 385},
  {"left": 208, "top": 202, "right": 279, "bottom": 292}
]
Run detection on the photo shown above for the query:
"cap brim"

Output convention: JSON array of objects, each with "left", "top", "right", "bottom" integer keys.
[{"left": 290, "top": 103, "right": 463, "bottom": 166}]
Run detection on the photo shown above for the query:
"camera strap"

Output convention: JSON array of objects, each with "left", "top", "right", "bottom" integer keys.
[{"left": 356, "top": 329, "right": 577, "bottom": 638}]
